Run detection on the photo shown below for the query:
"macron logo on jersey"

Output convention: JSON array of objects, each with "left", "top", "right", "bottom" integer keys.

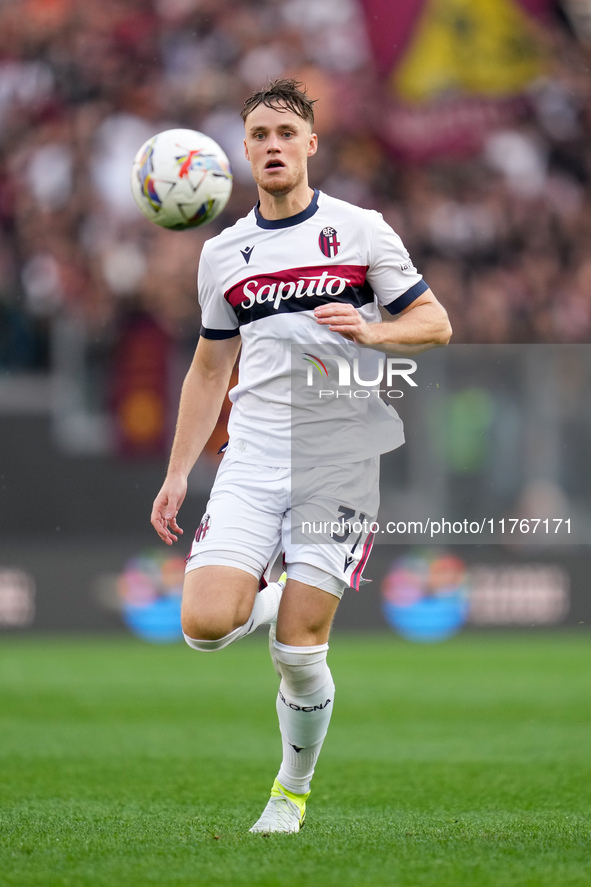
[
  {"left": 224, "top": 264, "right": 374, "bottom": 325},
  {"left": 240, "top": 245, "right": 254, "bottom": 264}
]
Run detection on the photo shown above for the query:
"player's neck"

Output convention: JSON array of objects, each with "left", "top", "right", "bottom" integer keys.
[{"left": 257, "top": 185, "right": 315, "bottom": 221}]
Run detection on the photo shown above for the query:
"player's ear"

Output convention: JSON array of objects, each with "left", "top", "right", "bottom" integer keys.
[
  {"left": 244, "top": 139, "right": 250, "bottom": 162},
  {"left": 307, "top": 133, "right": 318, "bottom": 158}
]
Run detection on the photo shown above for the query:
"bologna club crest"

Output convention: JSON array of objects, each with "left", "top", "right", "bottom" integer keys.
[
  {"left": 194, "top": 512, "right": 211, "bottom": 542},
  {"left": 319, "top": 226, "right": 340, "bottom": 258}
]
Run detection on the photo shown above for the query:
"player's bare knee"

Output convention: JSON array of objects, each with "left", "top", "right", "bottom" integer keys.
[
  {"left": 276, "top": 625, "right": 328, "bottom": 647},
  {"left": 181, "top": 565, "right": 258, "bottom": 642},
  {"left": 181, "top": 596, "right": 254, "bottom": 642},
  {"left": 181, "top": 607, "right": 230, "bottom": 641}
]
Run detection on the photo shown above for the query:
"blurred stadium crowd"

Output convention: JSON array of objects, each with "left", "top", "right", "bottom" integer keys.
[{"left": 1, "top": 0, "right": 590, "bottom": 377}]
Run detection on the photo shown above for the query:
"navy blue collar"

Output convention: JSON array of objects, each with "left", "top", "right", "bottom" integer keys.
[{"left": 254, "top": 189, "right": 319, "bottom": 229}]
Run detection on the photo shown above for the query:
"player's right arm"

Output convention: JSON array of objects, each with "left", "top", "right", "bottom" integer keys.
[{"left": 150, "top": 335, "right": 241, "bottom": 545}]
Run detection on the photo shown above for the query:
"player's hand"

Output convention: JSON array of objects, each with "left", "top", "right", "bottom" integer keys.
[
  {"left": 313, "top": 303, "right": 373, "bottom": 344},
  {"left": 151, "top": 475, "right": 187, "bottom": 545}
]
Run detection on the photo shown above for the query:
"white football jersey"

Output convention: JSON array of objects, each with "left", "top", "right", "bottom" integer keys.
[{"left": 198, "top": 190, "right": 427, "bottom": 466}]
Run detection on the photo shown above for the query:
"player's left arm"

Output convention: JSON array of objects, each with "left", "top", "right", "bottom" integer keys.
[{"left": 313, "top": 289, "right": 452, "bottom": 355}]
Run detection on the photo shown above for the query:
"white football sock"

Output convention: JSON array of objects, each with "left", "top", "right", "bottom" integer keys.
[
  {"left": 183, "top": 580, "right": 283, "bottom": 652},
  {"left": 273, "top": 640, "right": 335, "bottom": 795}
]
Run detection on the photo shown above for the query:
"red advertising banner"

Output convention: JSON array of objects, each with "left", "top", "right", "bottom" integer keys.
[
  {"left": 358, "top": 0, "right": 555, "bottom": 161},
  {"left": 356, "top": 0, "right": 426, "bottom": 76}
]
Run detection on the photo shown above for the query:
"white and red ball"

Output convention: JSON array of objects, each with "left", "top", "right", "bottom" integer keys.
[{"left": 130, "top": 128, "right": 233, "bottom": 230}]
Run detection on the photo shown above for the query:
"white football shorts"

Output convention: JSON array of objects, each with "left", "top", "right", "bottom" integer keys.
[{"left": 186, "top": 453, "right": 380, "bottom": 597}]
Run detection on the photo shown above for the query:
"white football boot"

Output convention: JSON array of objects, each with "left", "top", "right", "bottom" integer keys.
[{"left": 249, "top": 779, "right": 309, "bottom": 834}]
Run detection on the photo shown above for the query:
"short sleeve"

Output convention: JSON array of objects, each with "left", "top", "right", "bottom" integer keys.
[
  {"left": 366, "top": 214, "right": 428, "bottom": 315},
  {"left": 198, "top": 247, "right": 240, "bottom": 340}
]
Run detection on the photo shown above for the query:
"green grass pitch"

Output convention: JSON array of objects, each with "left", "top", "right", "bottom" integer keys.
[{"left": 1, "top": 631, "right": 590, "bottom": 887}]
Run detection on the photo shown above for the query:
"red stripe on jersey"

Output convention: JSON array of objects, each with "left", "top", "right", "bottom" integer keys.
[{"left": 224, "top": 264, "right": 369, "bottom": 309}]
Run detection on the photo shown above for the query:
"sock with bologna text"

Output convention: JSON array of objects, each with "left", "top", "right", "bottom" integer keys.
[{"left": 272, "top": 640, "right": 335, "bottom": 795}]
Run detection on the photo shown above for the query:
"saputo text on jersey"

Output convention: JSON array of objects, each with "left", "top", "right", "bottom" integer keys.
[{"left": 241, "top": 271, "right": 352, "bottom": 310}]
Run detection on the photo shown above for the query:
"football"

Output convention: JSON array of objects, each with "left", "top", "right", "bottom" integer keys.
[{"left": 130, "top": 128, "right": 233, "bottom": 230}]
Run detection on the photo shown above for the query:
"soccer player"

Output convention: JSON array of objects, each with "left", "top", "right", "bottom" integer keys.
[{"left": 151, "top": 78, "right": 451, "bottom": 834}]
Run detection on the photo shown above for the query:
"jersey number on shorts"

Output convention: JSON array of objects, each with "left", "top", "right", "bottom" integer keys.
[{"left": 331, "top": 506, "right": 367, "bottom": 571}]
